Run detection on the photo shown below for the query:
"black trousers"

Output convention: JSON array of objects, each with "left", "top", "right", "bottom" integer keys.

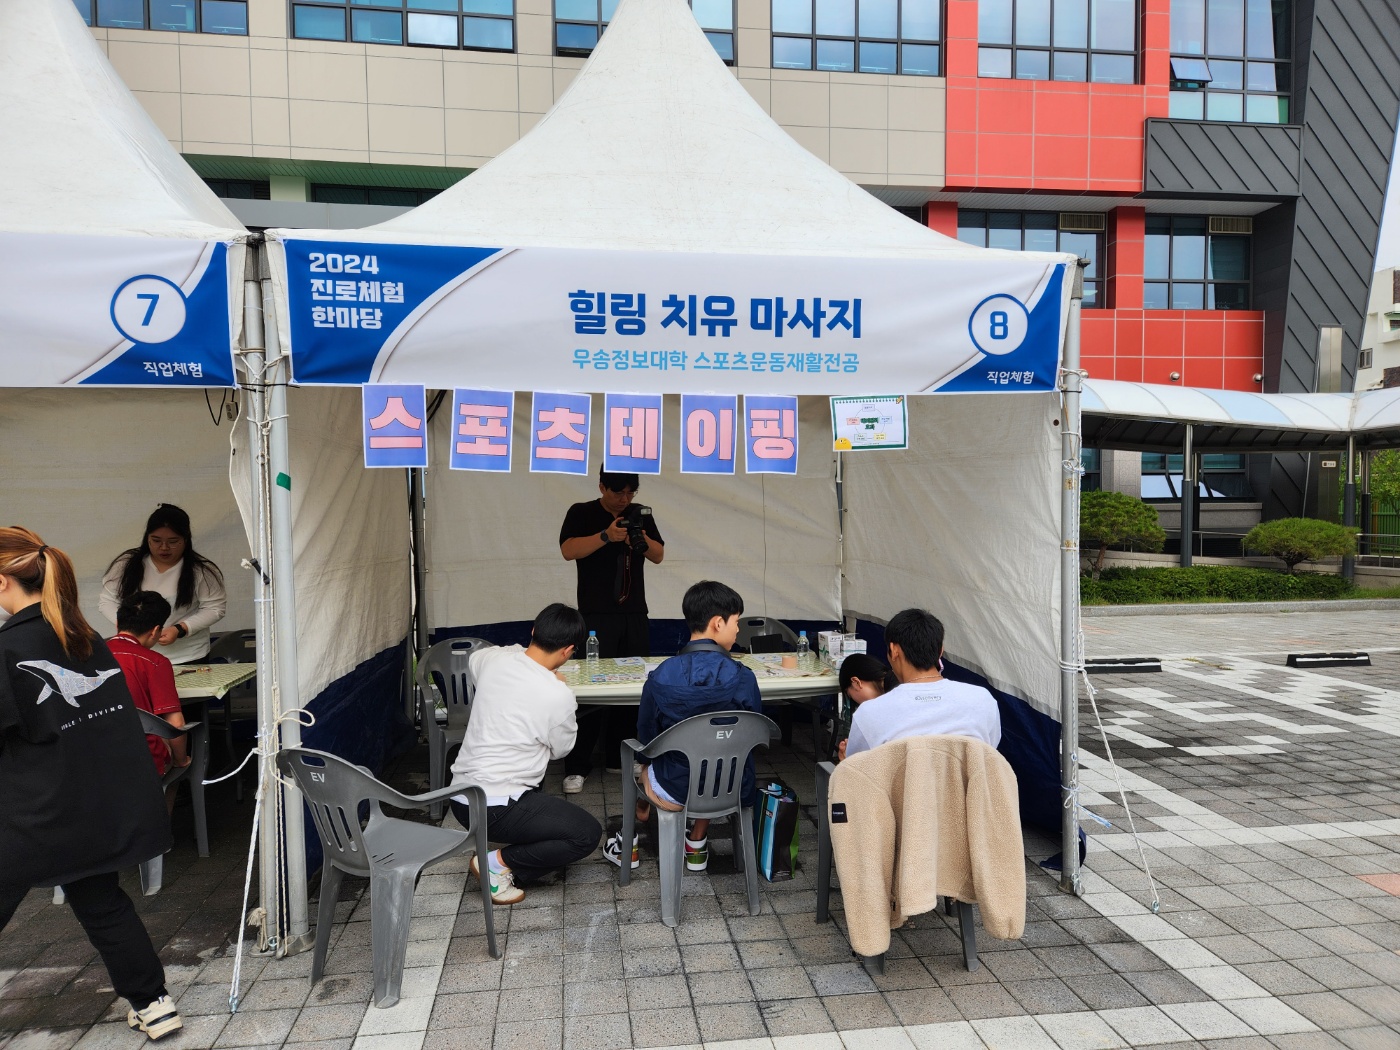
[
  {"left": 564, "top": 611, "right": 649, "bottom": 777},
  {"left": 0, "top": 872, "right": 167, "bottom": 1010},
  {"left": 451, "top": 790, "right": 602, "bottom": 885}
]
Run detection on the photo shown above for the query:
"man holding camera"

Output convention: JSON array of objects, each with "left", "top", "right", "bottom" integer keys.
[{"left": 558, "top": 467, "right": 665, "bottom": 793}]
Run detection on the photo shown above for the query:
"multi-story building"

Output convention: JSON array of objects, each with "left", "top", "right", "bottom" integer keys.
[
  {"left": 79, "top": 0, "right": 1400, "bottom": 516},
  {"left": 1358, "top": 266, "right": 1400, "bottom": 390}
]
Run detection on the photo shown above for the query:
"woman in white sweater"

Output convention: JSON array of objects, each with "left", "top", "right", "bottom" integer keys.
[{"left": 99, "top": 505, "right": 226, "bottom": 664}]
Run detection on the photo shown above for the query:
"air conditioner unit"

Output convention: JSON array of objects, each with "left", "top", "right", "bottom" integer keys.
[
  {"left": 1209, "top": 215, "right": 1253, "bottom": 235},
  {"left": 1059, "top": 213, "right": 1106, "bottom": 232}
]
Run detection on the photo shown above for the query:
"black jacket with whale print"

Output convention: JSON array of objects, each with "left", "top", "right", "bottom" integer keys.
[{"left": 0, "top": 605, "right": 170, "bottom": 887}]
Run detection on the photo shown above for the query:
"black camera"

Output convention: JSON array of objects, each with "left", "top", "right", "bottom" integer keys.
[{"left": 621, "top": 503, "right": 653, "bottom": 555}]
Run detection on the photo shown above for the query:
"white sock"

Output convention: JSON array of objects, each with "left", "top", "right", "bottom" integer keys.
[
  {"left": 686, "top": 835, "right": 707, "bottom": 848},
  {"left": 488, "top": 850, "right": 508, "bottom": 875}
]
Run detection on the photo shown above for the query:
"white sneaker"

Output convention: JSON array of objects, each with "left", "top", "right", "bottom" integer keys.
[
  {"left": 127, "top": 995, "right": 182, "bottom": 1040},
  {"left": 603, "top": 830, "right": 640, "bottom": 869},
  {"left": 471, "top": 854, "right": 525, "bottom": 905},
  {"left": 563, "top": 774, "right": 586, "bottom": 794}
]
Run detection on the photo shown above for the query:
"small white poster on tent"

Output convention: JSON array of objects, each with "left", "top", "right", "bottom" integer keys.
[{"left": 830, "top": 395, "right": 908, "bottom": 452}]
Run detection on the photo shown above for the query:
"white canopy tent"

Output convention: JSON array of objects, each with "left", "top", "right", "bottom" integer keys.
[
  {"left": 258, "top": 0, "right": 1088, "bottom": 933},
  {"left": 0, "top": 0, "right": 321, "bottom": 959},
  {"left": 0, "top": 0, "right": 254, "bottom": 625}
]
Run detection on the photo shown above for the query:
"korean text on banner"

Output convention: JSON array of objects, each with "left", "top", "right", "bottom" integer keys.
[
  {"left": 530, "top": 392, "right": 591, "bottom": 475},
  {"left": 363, "top": 384, "right": 428, "bottom": 469},
  {"left": 680, "top": 395, "right": 738, "bottom": 475},
  {"left": 276, "top": 240, "right": 1069, "bottom": 394},
  {"left": 745, "top": 396, "right": 799, "bottom": 475},
  {"left": 451, "top": 389, "right": 514, "bottom": 471},
  {"left": 603, "top": 394, "right": 663, "bottom": 474},
  {"left": 831, "top": 395, "right": 909, "bottom": 452}
]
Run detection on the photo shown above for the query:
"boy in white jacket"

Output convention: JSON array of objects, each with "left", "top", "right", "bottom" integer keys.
[{"left": 448, "top": 604, "right": 601, "bottom": 904}]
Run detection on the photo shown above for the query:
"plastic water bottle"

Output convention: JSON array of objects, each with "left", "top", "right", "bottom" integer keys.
[
  {"left": 586, "top": 630, "right": 600, "bottom": 666},
  {"left": 796, "top": 631, "right": 810, "bottom": 666}
]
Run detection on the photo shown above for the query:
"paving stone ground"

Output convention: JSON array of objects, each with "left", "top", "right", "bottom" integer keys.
[{"left": 3, "top": 607, "right": 1399, "bottom": 1049}]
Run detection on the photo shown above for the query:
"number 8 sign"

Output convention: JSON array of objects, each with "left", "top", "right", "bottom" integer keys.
[
  {"left": 968, "top": 294, "right": 1029, "bottom": 356},
  {"left": 111, "top": 275, "right": 188, "bottom": 345}
]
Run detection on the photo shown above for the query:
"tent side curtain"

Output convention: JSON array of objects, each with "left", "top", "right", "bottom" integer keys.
[
  {"left": 0, "top": 388, "right": 253, "bottom": 635},
  {"left": 424, "top": 395, "right": 841, "bottom": 632},
  {"left": 842, "top": 393, "right": 1063, "bottom": 716},
  {"left": 231, "top": 387, "right": 410, "bottom": 705}
]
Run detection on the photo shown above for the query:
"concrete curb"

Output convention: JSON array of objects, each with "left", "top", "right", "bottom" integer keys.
[{"left": 1083, "top": 599, "right": 1400, "bottom": 616}]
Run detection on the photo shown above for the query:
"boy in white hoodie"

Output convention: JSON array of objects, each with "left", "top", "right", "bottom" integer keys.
[{"left": 448, "top": 603, "right": 601, "bottom": 904}]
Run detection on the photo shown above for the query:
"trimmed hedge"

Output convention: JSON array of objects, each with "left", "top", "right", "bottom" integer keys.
[{"left": 1081, "top": 565, "right": 1356, "bottom": 605}]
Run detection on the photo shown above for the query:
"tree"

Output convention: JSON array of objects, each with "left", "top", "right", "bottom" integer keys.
[
  {"left": 1080, "top": 491, "right": 1166, "bottom": 579},
  {"left": 1242, "top": 517, "right": 1357, "bottom": 572},
  {"left": 1366, "top": 449, "right": 1400, "bottom": 506}
]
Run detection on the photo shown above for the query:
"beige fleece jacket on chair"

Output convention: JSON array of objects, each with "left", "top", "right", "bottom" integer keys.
[{"left": 828, "top": 734, "right": 1027, "bottom": 957}]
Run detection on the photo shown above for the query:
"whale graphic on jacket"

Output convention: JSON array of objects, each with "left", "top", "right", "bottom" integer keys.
[{"left": 16, "top": 661, "right": 121, "bottom": 708}]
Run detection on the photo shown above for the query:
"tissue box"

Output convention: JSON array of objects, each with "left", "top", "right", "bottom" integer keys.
[
  {"left": 818, "top": 631, "right": 843, "bottom": 659},
  {"left": 842, "top": 638, "right": 867, "bottom": 657}
]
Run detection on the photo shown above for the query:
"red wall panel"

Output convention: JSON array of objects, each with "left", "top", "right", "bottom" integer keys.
[{"left": 942, "top": 0, "right": 1170, "bottom": 192}]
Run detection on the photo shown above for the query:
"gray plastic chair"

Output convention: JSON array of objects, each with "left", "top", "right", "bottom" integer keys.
[
  {"left": 814, "top": 761, "right": 979, "bottom": 974},
  {"left": 417, "top": 637, "right": 493, "bottom": 820},
  {"left": 277, "top": 747, "right": 498, "bottom": 1008},
  {"left": 618, "top": 711, "right": 778, "bottom": 927},
  {"left": 734, "top": 616, "right": 799, "bottom": 653},
  {"left": 139, "top": 708, "right": 208, "bottom": 857},
  {"left": 52, "top": 709, "right": 191, "bottom": 909},
  {"left": 206, "top": 628, "right": 257, "bottom": 802}
]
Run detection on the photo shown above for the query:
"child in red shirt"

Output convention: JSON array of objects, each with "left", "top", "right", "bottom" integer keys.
[{"left": 109, "top": 591, "right": 188, "bottom": 811}]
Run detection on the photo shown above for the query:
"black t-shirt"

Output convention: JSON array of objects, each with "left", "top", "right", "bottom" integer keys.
[
  {"left": 0, "top": 605, "right": 171, "bottom": 888},
  {"left": 559, "top": 500, "right": 664, "bottom": 614}
]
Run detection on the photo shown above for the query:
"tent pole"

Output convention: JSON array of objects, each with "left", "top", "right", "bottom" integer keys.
[
  {"left": 835, "top": 451, "right": 846, "bottom": 624},
  {"left": 1060, "top": 260, "right": 1086, "bottom": 896},
  {"left": 1343, "top": 435, "right": 1356, "bottom": 581},
  {"left": 409, "top": 467, "right": 428, "bottom": 720},
  {"left": 1179, "top": 426, "right": 1195, "bottom": 567},
  {"left": 1360, "top": 450, "right": 1372, "bottom": 555},
  {"left": 260, "top": 259, "right": 312, "bottom": 954},
  {"left": 240, "top": 268, "right": 282, "bottom": 950}
]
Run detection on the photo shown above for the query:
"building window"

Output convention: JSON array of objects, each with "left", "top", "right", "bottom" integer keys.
[
  {"left": 956, "top": 211, "right": 1105, "bottom": 307},
  {"left": 1141, "top": 453, "right": 1251, "bottom": 499},
  {"left": 1144, "top": 215, "right": 1250, "bottom": 310},
  {"left": 310, "top": 185, "right": 442, "bottom": 206},
  {"left": 1359, "top": 348, "right": 1373, "bottom": 369},
  {"left": 1390, "top": 319, "right": 1400, "bottom": 332},
  {"left": 77, "top": 0, "right": 248, "bottom": 33},
  {"left": 560, "top": 0, "right": 734, "bottom": 62},
  {"left": 290, "top": 0, "right": 514, "bottom": 51},
  {"left": 1081, "top": 448, "right": 1102, "bottom": 491},
  {"left": 203, "top": 178, "right": 271, "bottom": 199},
  {"left": 770, "top": 0, "right": 941, "bottom": 75},
  {"left": 977, "top": 0, "right": 1136, "bottom": 84},
  {"left": 1169, "top": 0, "right": 1291, "bottom": 123}
]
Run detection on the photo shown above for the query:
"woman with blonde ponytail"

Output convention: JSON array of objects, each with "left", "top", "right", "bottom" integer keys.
[{"left": 0, "top": 528, "right": 184, "bottom": 1042}]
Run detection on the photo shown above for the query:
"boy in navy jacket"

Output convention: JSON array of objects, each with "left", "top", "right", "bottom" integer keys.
[{"left": 604, "top": 580, "right": 761, "bottom": 872}]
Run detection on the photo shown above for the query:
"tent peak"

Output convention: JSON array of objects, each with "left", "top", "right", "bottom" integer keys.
[
  {"left": 0, "top": 0, "right": 246, "bottom": 241},
  {"left": 343, "top": 0, "right": 967, "bottom": 256}
]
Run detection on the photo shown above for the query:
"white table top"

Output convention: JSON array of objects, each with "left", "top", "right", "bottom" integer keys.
[
  {"left": 558, "top": 653, "right": 838, "bottom": 704},
  {"left": 174, "top": 662, "right": 256, "bottom": 701}
]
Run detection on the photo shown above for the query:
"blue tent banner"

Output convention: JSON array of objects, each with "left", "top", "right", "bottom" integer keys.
[{"left": 274, "top": 239, "right": 1068, "bottom": 395}]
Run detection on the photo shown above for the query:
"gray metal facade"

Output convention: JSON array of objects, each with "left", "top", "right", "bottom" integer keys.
[{"left": 1144, "top": 120, "right": 1302, "bottom": 198}]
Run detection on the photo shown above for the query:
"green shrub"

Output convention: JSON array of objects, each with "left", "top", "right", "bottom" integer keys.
[
  {"left": 1080, "top": 565, "right": 1356, "bottom": 604},
  {"left": 1242, "top": 518, "right": 1358, "bottom": 572},
  {"left": 1080, "top": 490, "right": 1167, "bottom": 579}
]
